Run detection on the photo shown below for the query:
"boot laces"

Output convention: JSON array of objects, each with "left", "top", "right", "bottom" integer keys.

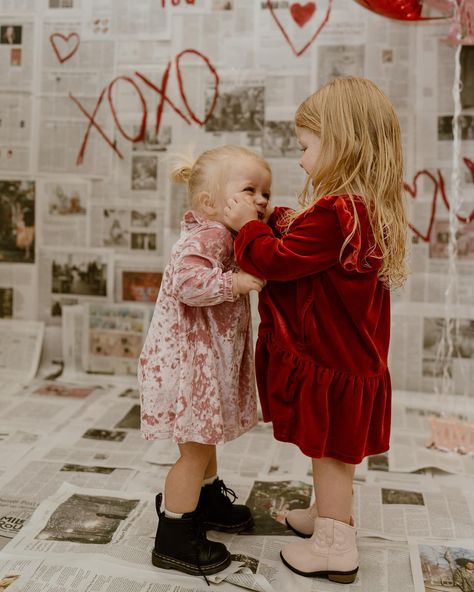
[{"left": 215, "top": 479, "right": 237, "bottom": 505}]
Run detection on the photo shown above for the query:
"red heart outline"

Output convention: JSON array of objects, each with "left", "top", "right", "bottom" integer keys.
[
  {"left": 404, "top": 170, "right": 439, "bottom": 242},
  {"left": 267, "top": 0, "right": 333, "bottom": 57},
  {"left": 50, "top": 32, "right": 80, "bottom": 64},
  {"left": 290, "top": 2, "right": 316, "bottom": 27}
]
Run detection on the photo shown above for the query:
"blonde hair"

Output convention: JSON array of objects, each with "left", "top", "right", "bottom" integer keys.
[
  {"left": 170, "top": 145, "right": 271, "bottom": 215},
  {"left": 290, "top": 76, "right": 407, "bottom": 289}
]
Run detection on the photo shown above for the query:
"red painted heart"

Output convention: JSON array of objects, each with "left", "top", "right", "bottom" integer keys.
[
  {"left": 290, "top": 2, "right": 316, "bottom": 27},
  {"left": 50, "top": 32, "right": 80, "bottom": 64},
  {"left": 404, "top": 170, "right": 439, "bottom": 242},
  {"left": 267, "top": 0, "right": 333, "bottom": 57}
]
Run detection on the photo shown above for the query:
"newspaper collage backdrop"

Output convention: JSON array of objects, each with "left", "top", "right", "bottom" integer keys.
[{"left": 0, "top": 0, "right": 472, "bottom": 397}]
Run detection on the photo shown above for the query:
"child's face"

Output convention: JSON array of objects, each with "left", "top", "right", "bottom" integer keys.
[
  {"left": 218, "top": 158, "right": 271, "bottom": 223},
  {"left": 296, "top": 127, "right": 322, "bottom": 178}
]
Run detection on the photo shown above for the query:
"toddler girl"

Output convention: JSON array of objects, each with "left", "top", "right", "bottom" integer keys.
[{"left": 139, "top": 144, "right": 271, "bottom": 578}]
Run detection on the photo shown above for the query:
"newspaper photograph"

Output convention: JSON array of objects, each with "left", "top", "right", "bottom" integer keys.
[
  {"left": 38, "top": 179, "right": 89, "bottom": 248},
  {"left": 409, "top": 537, "right": 474, "bottom": 592},
  {"left": 354, "top": 481, "right": 474, "bottom": 541},
  {"left": 0, "top": 180, "right": 35, "bottom": 264},
  {"left": 89, "top": 204, "right": 164, "bottom": 257},
  {"left": 115, "top": 259, "right": 162, "bottom": 304},
  {"left": 82, "top": 302, "right": 150, "bottom": 376},
  {"left": 263, "top": 121, "right": 300, "bottom": 159},
  {"left": 38, "top": 247, "right": 113, "bottom": 323},
  {"left": 205, "top": 72, "right": 264, "bottom": 134},
  {"left": 0, "top": 19, "right": 34, "bottom": 92},
  {"left": 316, "top": 44, "right": 365, "bottom": 88}
]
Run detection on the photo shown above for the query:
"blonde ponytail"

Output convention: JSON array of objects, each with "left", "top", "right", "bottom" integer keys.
[{"left": 169, "top": 154, "right": 195, "bottom": 185}]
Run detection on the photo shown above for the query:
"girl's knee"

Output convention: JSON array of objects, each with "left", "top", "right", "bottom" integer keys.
[{"left": 179, "top": 442, "right": 215, "bottom": 463}]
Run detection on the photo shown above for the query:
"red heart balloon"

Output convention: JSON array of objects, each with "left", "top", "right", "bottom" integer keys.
[{"left": 352, "top": 0, "right": 424, "bottom": 20}]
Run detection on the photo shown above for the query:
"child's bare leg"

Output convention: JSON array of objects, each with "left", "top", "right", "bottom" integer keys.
[
  {"left": 164, "top": 442, "right": 215, "bottom": 513},
  {"left": 280, "top": 456, "right": 358, "bottom": 581},
  {"left": 312, "top": 457, "right": 355, "bottom": 524},
  {"left": 204, "top": 446, "right": 217, "bottom": 480},
  {"left": 153, "top": 441, "right": 230, "bottom": 575}
]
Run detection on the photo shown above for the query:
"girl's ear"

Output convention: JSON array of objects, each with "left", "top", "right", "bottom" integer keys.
[{"left": 195, "top": 191, "right": 216, "bottom": 215}]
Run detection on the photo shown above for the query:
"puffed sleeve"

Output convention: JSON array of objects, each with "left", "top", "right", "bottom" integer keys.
[
  {"left": 172, "top": 225, "right": 236, "bottom": 306},
  {"left": 332, "top": 197, "right": 381, "bottom": 273},
  {"left": 234, "top": 195, "right": 378, "bottom": 281}
]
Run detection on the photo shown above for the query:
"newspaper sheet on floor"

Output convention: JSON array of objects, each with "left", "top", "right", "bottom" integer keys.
[
  {"left": 144, "top": 422, "right": 283, "bottom": 478},
  {"left": 0, "top": 536, "right": 416, "bottom": 592},
  {"left": 0, "top": 551, "right": 234, "bottom": 592},
  {"left": 0, "top": 497, "right": 37, "bottom": 551},
  {"left": 0, "top": 392, "right": 86, "bottom": 433},
  {"left": 408, "top": 536, "right": 474, "bottom": 592},
  {"left": 32, "top": 421, "right": 153, "bottom": 470},
  {"left": 354, "top": 480, "right": 474, "bottom": 541},
  {"left": 389, "top": 433, "right": 474, "bottom": 475},
  {"left": 1, "top": 482, "right": 274, "bottom": 592},
  {"left": 0, "top": 319, "right": 44, "bottom": 383}
]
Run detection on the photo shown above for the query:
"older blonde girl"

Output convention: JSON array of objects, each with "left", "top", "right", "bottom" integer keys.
[{"left": 225, "top": 77, "right": 408, "bottom": 584}]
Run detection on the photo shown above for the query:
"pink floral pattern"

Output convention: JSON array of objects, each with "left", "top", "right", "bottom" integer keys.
[{"left": 139, "top": 211, "right": 257, "bottom": 444}]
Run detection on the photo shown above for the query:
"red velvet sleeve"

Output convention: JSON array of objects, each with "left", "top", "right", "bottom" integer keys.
[
  {"left": 234, "top": 201, "right": 343, "bottom": 281},
  {"left": 234, "top": 195, "right": 379, "bottom": 281},
  {"left": 267, "top": 206, "right": 293, "bottom": 238}
]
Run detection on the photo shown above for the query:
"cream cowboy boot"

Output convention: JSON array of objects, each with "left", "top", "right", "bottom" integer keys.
[
  {"left": 280, "top": 516, "right": 359, "bottom": 583},
  {"left": 286, "top": 502, "right": 356, "bottom": 538},
  {"left": 285, "top": 501, "right": 318, "bottom": 538}
]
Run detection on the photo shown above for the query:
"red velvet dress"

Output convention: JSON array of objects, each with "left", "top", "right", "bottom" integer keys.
[{"left": 234, "top": 195, "right": 391, "bottom": 464}]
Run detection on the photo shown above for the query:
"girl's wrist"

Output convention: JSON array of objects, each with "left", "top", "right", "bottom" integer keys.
[{"left": 232, "top": 272, "right": 240, "bottom": 299}]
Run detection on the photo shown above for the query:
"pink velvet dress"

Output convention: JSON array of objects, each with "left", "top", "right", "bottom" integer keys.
[{"left": 139, "top": 210, "right": 257, "bottom": 445}]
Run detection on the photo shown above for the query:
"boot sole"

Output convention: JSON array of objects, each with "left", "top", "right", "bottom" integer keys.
[
  {"left": 203, "top": 516, "right": 254, "bottom": 534},
  {"left": 152, "top": 549, "right": 231, "bottom": 575},
  {"left": 285, "top": 517, "right": 312, "bottom": 539},
  {"left": 280, "top": 551, "right": 358, "bottom": 584}
]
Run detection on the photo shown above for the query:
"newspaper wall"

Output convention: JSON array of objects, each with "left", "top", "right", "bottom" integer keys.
[{"left": 0, "top": 0, "right": 471, "bottom": 392}]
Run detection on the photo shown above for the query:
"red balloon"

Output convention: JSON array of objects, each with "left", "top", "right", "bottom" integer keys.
[{"left": 353, "top": 0, "right": 424, "bottom": 20}]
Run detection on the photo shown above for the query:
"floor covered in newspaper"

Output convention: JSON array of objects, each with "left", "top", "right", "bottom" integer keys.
[{"left": 0, "top": 377, "right": 473, "bottom": 592}]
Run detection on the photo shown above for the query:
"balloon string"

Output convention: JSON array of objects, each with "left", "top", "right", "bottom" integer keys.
[{"left": 436, "top": 34, "right": 462, "bottom": 401}]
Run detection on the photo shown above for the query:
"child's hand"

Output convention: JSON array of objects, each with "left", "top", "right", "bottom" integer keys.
[
  {"left": 232, "top": 271, "right": 266, "bottom": 297},
  {"left": 224, "top": 196, "right": 258, "bottom": 231}
]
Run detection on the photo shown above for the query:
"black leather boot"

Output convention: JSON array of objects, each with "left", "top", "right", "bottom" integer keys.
[
  {"left": 152, "top": 493, "right": 231, "bottom": 577},
  {"left": 197, "top": 478, "right": 254, "bottom": 533}
]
